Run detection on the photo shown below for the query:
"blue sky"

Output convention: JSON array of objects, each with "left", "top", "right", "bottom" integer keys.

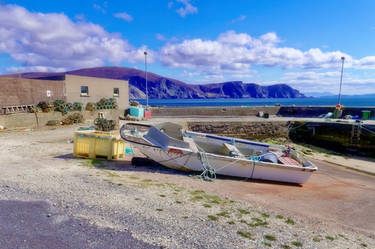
[{"left": 1, "top": 0, "right": 375, "bottom": 95}]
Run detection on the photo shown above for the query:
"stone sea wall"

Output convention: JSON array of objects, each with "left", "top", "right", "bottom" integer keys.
[{"left": 187, "top": 121, "right": 289, "bottom": 140}]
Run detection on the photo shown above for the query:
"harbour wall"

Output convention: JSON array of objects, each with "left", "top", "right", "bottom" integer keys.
[
  {"left": 277, "top": 106, "right": 375, "bottom": 118},
  {"left": 151, "top": 106, "right": 280, "bottom": 117},
  {"left": 151, "top": 105, "right": 375, "bottom": 119},
  {"left": 187, "top": 120, "right": 375, "bottom": 157}
]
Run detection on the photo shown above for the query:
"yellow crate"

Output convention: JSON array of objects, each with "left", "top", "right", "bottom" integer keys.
[{"left": 73, "top": 130, "right": 125, "bottom": 160}]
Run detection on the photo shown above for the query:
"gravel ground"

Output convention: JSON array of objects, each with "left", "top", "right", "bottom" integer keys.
[{"left": 0, "top": 126, "right": 374, "bottom": 248}]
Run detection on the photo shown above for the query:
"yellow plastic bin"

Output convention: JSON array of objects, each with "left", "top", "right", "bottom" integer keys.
[{"left": 73, "top": 130, "right": 125, "bottom": 160}]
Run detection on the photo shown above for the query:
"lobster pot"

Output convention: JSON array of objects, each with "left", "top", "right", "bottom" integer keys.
[{"left": 73, "top": 130, "right": 125, "bottom": 160}]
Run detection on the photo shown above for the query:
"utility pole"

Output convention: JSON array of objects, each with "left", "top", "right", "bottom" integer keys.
[
  {"left": 144, "top": 51, "right": 148, "bottom": 108},
  {"left": 337, "top": 56, "right": 345, "bottom": 106}
]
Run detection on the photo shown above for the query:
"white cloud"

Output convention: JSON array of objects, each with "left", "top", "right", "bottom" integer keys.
[
  {"left": 160, "top": 30, "right": 375, "bottom": 76},
  {"left": 156, "top": 33, "right": 167, "bottom": 41},
  {"left": 114, "top": 12, "right": 133, "bottom": 22},
  {"left": 281, "top": 71, "right": 375, "bottom": 94},
  {"left": 93, "top": 3, "right": 106, "bottom": 14},
  {"left": 0, "top": 4, "right": 153, "bottom": 72},
  {"left": 231, "top": 15, "right": 246, "bottom": 24},
  {"left": 6, "top": 66, "right": 67, "bottom": 73},
  {"left": 175, "top": 0, "right": 198, "bottom": 17}
]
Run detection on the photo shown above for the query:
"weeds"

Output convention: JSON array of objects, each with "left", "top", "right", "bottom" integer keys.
[
  {"left": 141, "top": 179, "right": 153, "bottom": 183},
  {"left": 325, "top": 236, "right": 334, "bottom": 241},
  {"left": 291, "top": 241, "right": 302, "bottom": 247},
  {"left": 216, "top": 211, "right": 230, "bottom": 218},
  {"left": 313, "top": 236, "right": 321, "bottom": 242},
  {"left": 208, "top": 215, "right": 218, "bottom": 221},
  {"left": 276, "top": 215, "right": 284, "bottom": 219},
  {"left": 264, "top": 235, "right": 276, "bottom": 241},
  {"left": 237, "top": 231, "right": 252, "bottom": 239},
  {"left": 190, "top": 190, "right": 205, "bottom": 195},
  {"left": 285, "top": 218, "right": 295, "bottom": 225},
  {"left": 263, "top": 242, "right": 271, "bottom": 247},
  {"left": 203, "top": 204, "right": 212, "bottom": 208},
  {"left": 238, "top": 209, "right": 250, "bottom": 215},
  {"left": 262, "top": 212, "right": 270, "bottom": 218}
]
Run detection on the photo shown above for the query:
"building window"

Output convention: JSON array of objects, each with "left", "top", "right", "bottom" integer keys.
[
  {"left": 114, "top": 88, "right": 119, "bottom": 97},
  {"left": 81, "top": 86, "right": 88, "bottom": 96}
]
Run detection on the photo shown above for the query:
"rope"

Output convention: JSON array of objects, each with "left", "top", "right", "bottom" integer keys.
[{"left": 198, "top": 151, "right": 216, "bottom": 181}]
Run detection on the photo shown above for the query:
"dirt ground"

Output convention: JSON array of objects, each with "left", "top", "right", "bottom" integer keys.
[{"left": 0, "top": 125, "right": 374, "bottom": 248}]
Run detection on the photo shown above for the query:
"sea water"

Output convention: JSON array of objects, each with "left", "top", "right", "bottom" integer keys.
[{"left": 133, "top": 96, "right": 375, "bottom": 107}]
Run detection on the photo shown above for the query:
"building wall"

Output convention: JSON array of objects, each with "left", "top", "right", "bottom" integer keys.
[
  {"left": 64, "top": 74, "right": 129, "bottom": 109},
  {"left": 0, "top": 77, "right": 65, "bottom": 107}
]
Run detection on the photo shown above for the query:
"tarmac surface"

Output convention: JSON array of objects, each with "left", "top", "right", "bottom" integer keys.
[{"left": 0, "top": 200, "right": 156, "bottom": 249}]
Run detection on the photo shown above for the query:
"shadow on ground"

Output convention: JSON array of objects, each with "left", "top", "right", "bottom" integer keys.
[{"left": 55, "top": 154, "right": 301, "bottom": 187}]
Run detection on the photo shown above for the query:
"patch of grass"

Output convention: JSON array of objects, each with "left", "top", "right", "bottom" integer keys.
[
  {"left": 276, "top": 215, "right": 284, "bottom": 219},
  {"left": 325, "top": 236, "right": 334, "bottom": 241},
  {"left": 238, "top": 209, "right": 250, "bottom": 215},
  {"left": 249, "top": 217, "right": 268, "bottom": 227},
  {"left": 237, "top": 230, "right": 252, "bottom": 239},
  {"left": 203, "top": 204, "right": 212, "bottom": 208},
  {"left": 291, "top": 241, "right": 302, "bottom": 247},
  {"left": 128, "top": 176, "right": 139, "bottom": 180},
  {"left": 190, "top": 190, "right": 205, "bottom": 195},
  {"left": 207, "top": 215, "right": 218, "bottom": 221},
  {"left": 203, "top": 194, "right": 221, "bottom": 201},
  {"left": 135, "top": 198, "right": 140, "bottom": 201},
  {"left": 182, "top": 216, "right": 188, "bottom": 219},
  {"left": 155, "top": 208, "right": 163, "bottom": 212},
  {"left": 263, "top": 242, "right": 272, "bottom": 247},
  {"left": 281, "top": 244, "right": 291, "bottom": 249},
  {"left": 264, "top": 234, "right": 276, "bottom": 241},
  {"left": 251, "top": 217, "right": 262, "bottom": 223},
  {"left": 227, "top": 221, "right": 235, "bottom": 225},
  {"left": 175, "top": 200, "right": 182, "bottom": 204},
  {"left": 117, "top": 183, "right": 123, "bottom": 186},
  {"left": 262, "top": 212, "right": 270, "bottom": 218},
  {"left": 216, "top": 211, "right": 230, "bottom": 218},
  {"left": 313, "top": 236, "right": 321, "bottom": 242},
  {"left": 285, "top": 218, "right": 295, "bottom": 225},
  {"left": 191, "top": 196, "right": 204, "bottom": 201},
  {"left": 210, "top": 199, "right": 220, "bottom": 204},
  {"left": 141, "top": 179, "right": 153, "bottom": 183},
  {"left": 159, "top": 194, "right": 166, "bottom": 197},
  {"left": 230, "top": 200, "right": 235, "bottom": 203}
]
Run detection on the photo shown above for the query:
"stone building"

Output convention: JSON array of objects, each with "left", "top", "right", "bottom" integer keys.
[{"left": 0, "top": 74, "right": 129, "bottom": 113}]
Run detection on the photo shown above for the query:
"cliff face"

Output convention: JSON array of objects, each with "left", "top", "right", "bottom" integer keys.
[{"left": 2, "top": 66, "right": 306, "bottom": 99}]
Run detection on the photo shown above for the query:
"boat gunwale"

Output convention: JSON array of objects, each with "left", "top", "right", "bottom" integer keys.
[{"left": 120, "top": 122, "right": 317, "bottom": 171}]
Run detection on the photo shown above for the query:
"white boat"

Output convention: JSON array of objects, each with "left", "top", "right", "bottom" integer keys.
[{"left": 120, "top": 122, "right": 317, "bottom": 184}]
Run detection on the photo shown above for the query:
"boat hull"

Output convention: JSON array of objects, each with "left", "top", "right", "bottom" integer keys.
[{"left": 132, "top": 143, "right": 315, "bottom": 184}]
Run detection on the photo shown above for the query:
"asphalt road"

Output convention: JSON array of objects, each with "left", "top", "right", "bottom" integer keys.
[{"left": 0, "top": 200, "right": 157, "bottom": 249}]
